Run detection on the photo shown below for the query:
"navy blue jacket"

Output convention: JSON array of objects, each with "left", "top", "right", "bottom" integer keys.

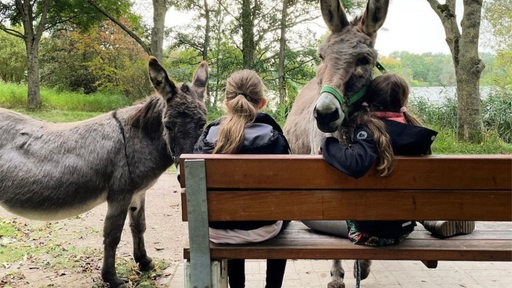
[
  {"left": 194, "top": 112, "right": 290, "bottom": 230},
  {"left": 322, "top": 119, "right": 438, "bottom": 178}
]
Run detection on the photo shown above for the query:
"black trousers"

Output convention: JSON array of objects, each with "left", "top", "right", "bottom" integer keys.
[
  {"left": 227, "top": 259, "right": 287, "bottom": 288},
  {"left": 226, "top": 221, "right": 289, "bottom": 288}
]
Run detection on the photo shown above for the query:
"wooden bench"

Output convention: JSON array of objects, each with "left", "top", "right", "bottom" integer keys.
[{"left": 179, "top": 154, "right": 512, "bottom": 288}]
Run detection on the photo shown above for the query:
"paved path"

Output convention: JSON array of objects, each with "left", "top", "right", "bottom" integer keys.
[{"left": 168, "top": 259, "right": 512, "bottom": 288}]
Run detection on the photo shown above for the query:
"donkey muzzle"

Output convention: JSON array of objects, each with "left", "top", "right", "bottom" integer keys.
[{"left": 314, "top": 92, "right": 345, "bottom": 133}]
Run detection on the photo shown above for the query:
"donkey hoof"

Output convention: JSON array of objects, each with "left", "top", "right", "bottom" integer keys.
[
  {"left": 327, "top": 280, "right": 345, "bottom": 288},
  {"left": 107, "top": 277, "right": 128, "bottom": 288},
  {"left": 353, "top": 260, "right": 371, "bottom": 280},
  {"left": 138, "top": 256, "right": 154, "bottom": 272}
]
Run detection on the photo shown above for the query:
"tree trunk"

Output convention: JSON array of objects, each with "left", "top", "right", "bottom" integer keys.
[
  {"left": 25, "top": 41, "right": 41, "bottom": 109},
  {"left": 241, "top": 0, "right": 255, "bottom": 69},
  {"left": 18, "top": 0, "right": 46, "bottom": 109},
  {"left": 427, "top": 0, "right": 485, "bottom": 143},
  {"left": 278, "top": 0, "right": 289, "bottom": 105},
  {"left": 456, "top": 0, "right": 485, "bottom": 142},
  {"left": 202, "top": 0, "right": 210, "bottom": 61},
  {"left": 151, "top": 0, "right": 167, "bottom": 62}
]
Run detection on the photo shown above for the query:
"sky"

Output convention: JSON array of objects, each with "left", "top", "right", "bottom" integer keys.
[
  {"left": 304, "top": 0, "right": 467, "bottom": 56},
  {"left": 373, "top": 0, "right": 463, "bottom": 56}
]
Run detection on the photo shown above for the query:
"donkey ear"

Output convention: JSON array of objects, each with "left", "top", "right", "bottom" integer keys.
[
  {"left": 191, "top": 61, "right": 208, "bottom": 101},
  {"left": 320, "top": 0, "right": 349, "bottom": 33},
  {"left": 361, "top": 0, "right": 389, "bottom": 36},
  {"left": 148, "top": 56, "right": 178, "bottom": 101}
]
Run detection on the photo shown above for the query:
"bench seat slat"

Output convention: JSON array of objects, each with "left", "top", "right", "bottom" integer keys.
[
  {"left": 184, "top": 222, "right": 512, "bottom": 262},
  {"left": 181, "top": 190, "right": 511, "bottom": 221}
]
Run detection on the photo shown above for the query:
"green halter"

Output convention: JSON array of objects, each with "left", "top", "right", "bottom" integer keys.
[
  {"left": 320, "top": 85, "right": 367, "bottom": 116},
  {"left": 319, "top": 61, "right": 386, "bottom": 116}
]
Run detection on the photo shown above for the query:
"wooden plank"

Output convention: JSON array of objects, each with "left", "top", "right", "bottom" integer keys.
[
  {"left": 182, "top": 190, "right": 512, "bottom": 221},
  {"left": 183, "top": 222, "right": 512, "bottom": 262},
  {"left": 179, "top": 154, "right": 512, "bottom": 190},
  {"left": 203, "top": 243, "right": 512, "bottom": 262}
]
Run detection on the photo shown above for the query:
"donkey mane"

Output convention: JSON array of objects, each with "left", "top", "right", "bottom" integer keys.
[{"left": 128, "top": 96, "right": 164, "bottom": 136}]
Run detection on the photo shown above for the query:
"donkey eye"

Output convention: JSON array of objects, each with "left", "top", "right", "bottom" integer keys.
[
  {"left": 318, "top": 54, "right": 324, "bottom": 61},
  {"left": 356, "top": 57, "right": 370, "bottom": 66}
]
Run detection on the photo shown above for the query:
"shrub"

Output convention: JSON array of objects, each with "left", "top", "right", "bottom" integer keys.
[{"left": 483, "top": 91, "right": 512, "bottom": 143}]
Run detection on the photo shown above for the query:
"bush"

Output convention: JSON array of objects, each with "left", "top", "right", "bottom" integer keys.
[
  {"left": 483, "top": 91, "right": 512, "bottom": 143},
  {"left": 409, "top": 96, "right": 457, "bottom": 130}
]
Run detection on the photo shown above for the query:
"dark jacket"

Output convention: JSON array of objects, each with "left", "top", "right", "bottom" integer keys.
[
  {"left": 321, "top": 118, "right": 438, "bottom": 241},
  {"left": 322, "top": 120, "right": 438, "bottom": 178},
  {"left": 194, "top": 112, "right": 290, "bottom": 230}
]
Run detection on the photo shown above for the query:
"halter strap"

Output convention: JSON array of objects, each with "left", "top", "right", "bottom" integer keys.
[
  {"left": 320, "top": 85, "right": 367, "bottom": 115},
  {"left": 320, "top": 85, "right": 345, "bottom": 106},
  {"left": 376, "top": 61, "right": 387, "bottom": 73},
  {"left": 320, "top": 61, "right": 386, "bottom": 115}
]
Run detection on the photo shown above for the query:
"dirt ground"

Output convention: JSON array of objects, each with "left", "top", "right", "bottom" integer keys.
[{"left": 0, "top": 172, "right": 186, "bottom": 288}]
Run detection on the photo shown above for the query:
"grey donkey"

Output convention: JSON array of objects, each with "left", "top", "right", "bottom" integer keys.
[
  {"left": 283, "top": 0, "right": 389, "bottom": 287},
  {"left": 0, "top": 57, "right": 208, "bottom": 288}
]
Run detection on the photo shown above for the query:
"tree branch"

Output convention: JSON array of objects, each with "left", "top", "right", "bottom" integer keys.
[
  {"left": 86, "top": 0, "right": 151, "bottom": 55},
  {"left": 0, "top": 24, "right": 24, "bottom": 39}
]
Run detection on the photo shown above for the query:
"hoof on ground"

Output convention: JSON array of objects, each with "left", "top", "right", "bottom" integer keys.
[
  {"left": 327, "top": 280, "right": 345, "bottom": 288},
  {"left": 138, "top": 257, "right": 154, "bottom": 272}
]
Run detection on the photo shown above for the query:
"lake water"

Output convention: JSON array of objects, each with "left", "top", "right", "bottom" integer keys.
[{"left": 410, "top": 86, "right": 492, "bottom": 104}]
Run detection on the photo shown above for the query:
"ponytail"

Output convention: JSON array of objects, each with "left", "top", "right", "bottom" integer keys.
[{"left": 213, "top": 95, "right": 258, "bottom": 154}]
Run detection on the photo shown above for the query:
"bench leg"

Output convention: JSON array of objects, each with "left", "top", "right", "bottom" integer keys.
[
  {"left": 184, "top": 259, "right": 227, "bottom": 288},
  {"left": 421, "top": 260, "right": 438, "bottom": 268},
  {"left": 212, "top": 259, "right": 228, "bottom": 288}
]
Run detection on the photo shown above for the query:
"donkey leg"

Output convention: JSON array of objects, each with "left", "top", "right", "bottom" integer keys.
[
  {"left": 129, "top": 192, "right": 154, "bottom": 271},
  {"left": 102, "top": 199, "right": 131, "bottom": 288},
  {"left": 328, "top": 260, "right": 345, "bottom": 288},
  {"left": 353, "top": 260, "right": 371, "bottom": 280}
]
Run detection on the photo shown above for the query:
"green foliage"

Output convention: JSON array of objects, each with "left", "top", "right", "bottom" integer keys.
[
  {"left": 484, "top": 1, "right": 512, "bottom": 89},
  {"left": 409, "top": 96, "right": 458, "bottom": 131},
  {"left": 0, "top": 0, "right": 132, "bottom": 32},
  {"left": 0, "top": 82, "right": 131, "bottom": 113},
  {"left": 40, "top": 20, "right": 151, "bottom": 100},
  {"left": 410, "top": 90, "right": 512, "bottom": 144},
  {"left": 0, "top": 26, "right": 25, "bottom": 83},
  {"left": 483, "top": 91, "right": 512, "bottom": 143},
  {"left": 387, "top": 52, "right": 456, "bottom": 86},
  {"left": 267, "top": 99, "right": 291, "bottom": 127},
  {"left": 432, "top": 128, "right": 512, "bottom": 154}
]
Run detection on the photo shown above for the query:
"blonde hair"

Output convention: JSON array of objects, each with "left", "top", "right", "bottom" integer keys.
[{"left": 213, "top": 70, "right": 265, "bottom": 154}]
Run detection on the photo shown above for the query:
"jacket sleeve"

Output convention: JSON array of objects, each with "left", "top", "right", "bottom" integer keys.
[
  {"left": 275, "top": 134, "right": 291, "bottom": 154},
  {"left": 321, "top": 126, "right": 378, "bottom": 179}
]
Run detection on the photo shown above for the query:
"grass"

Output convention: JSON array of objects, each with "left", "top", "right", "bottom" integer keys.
[
  {"left": 432, "top": 127, "right": 512, "bottom": 154},
  {"left": 0, "top": 82, "right": 131, "bottom": 113}
]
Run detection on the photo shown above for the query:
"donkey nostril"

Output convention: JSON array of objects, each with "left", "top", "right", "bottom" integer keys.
[{"left": 316, "top": 108, "right": 340, "bottom": 124}]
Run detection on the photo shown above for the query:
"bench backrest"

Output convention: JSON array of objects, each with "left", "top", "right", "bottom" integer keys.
[{"left": 179, "top": 154, "right": 512, "bottom": 222}]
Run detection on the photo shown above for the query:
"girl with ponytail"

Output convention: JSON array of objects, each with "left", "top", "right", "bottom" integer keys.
[{"left": 194, "top": 69, "right": 290, "bottom": 288}]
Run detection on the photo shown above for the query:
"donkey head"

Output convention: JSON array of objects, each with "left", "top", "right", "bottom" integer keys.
[
  {"left": 148, "top": 57, "right": 208, "bottom": 164},
  {"left": 314, "top": 0, "right": 389, "bottom": 132}
]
